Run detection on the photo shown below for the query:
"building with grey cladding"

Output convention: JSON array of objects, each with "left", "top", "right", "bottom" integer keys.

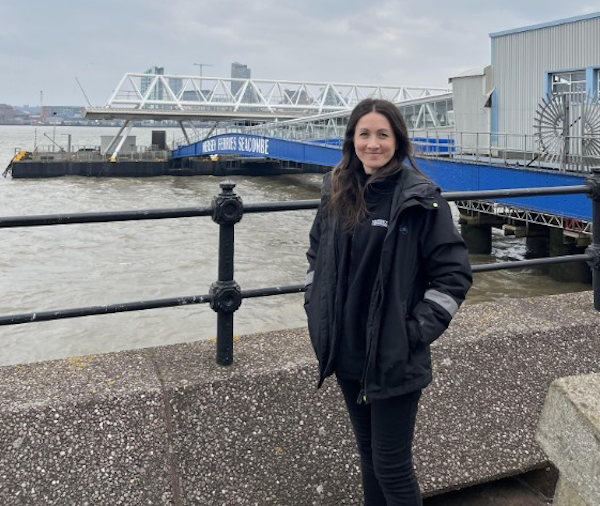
[
  {"left": 447, "top": 12, "right": 600, "bottom": 149},
  {"left": 490, "top": 12, "right": 600, "bottom": 138}
]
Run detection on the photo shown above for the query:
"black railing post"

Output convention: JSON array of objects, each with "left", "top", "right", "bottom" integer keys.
[
  {"left": 210, "top": 182, "right": 244, "bottom": 365},
  {"left": 585, "top": 167, "right": 600, "bottom": 310}
]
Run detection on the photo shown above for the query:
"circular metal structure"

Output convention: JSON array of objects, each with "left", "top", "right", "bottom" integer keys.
[{"left": 535, "top": 93, "right": 600, "bottom": 169}]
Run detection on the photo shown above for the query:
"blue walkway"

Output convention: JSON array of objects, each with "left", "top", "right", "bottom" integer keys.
[
  {"left": 172, "top": 133, "right": 342, "bottom": 167},
  {"left": 418, "top": 158, "right": 589, "bottom": 221},
  {"left": 172, "top": 134, "right": 590, "bottom": 221}
]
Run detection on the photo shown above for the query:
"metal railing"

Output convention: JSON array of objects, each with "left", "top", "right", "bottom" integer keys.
[
  {"left": 22, "top": 145, "right": 172, "bottom": 163},
  {"left": 411, "top": 130, "right": 600, "bottom": 173},
  {"left": 172, "top": 125, "right": 600, "bottom": 175},
  {"left": 2, "top": 170, "right": 600, "bottom": 366}
]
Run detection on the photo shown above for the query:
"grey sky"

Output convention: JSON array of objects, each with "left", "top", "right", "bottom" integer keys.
[{"left": 1, "top": 1, "right": 598, "bottom": 106}]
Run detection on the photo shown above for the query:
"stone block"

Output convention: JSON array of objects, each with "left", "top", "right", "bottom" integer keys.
[
  {"left": 536, "top": 373, "right": 600, "bottom": 506},
  {"left": 554, "top": 476, "right": 589, "bottom": 506},
  {"left": 0, "top": 351, "right": 174, "bottom": 505},
  {"left": 150, "top": 330, "right": 361, "bottom": 505}
]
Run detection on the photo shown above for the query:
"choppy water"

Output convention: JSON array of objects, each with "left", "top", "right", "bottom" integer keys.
[{"left": 0, "top": 125, "right": 590, "bottom": 366}]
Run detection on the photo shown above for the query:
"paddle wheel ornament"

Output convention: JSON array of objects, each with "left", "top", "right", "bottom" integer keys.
[{"left": 535, "top": 92, "right": 600, "bottom": 170}]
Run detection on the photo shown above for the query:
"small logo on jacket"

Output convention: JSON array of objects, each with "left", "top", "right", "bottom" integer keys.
[
  {"left": 371, "top": 219, "right": 388, "bottom": 228},
  {"left": 399, "top": 225, "right": 409, "bottom": 235}
]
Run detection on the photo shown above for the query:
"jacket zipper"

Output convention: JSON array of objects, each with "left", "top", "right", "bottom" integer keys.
[
  {"left": 357, "top": 196, "right": 434, "bottom": 404},
  {"left": 357, "top": 279, "right": 381, "bottom": 404}
]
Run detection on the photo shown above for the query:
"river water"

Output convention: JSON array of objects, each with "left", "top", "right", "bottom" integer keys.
[{"left": 0, "top": 125, "right": 590, "bottom": 366}]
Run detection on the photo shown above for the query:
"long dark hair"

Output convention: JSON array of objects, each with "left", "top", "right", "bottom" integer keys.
[{"left": 327, "top": 99, "right": 419, "bottom": 232}]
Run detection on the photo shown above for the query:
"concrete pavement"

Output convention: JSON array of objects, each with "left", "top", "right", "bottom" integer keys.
[{"left": 424, "top": 468, "right": 556, "bottom": 506}]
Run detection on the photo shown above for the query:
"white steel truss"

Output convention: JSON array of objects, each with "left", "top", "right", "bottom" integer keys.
[
  {"left": 455, "top": 200, "right": 592, "bottom": 235},
  {"left": 106, "top": 73, "right": 450, "bottom": 115},
  {"left": 246, "top": 110, "right": 350, "bottom": 142},
  {"left": 254, "top": 93, "right": 454, "bottom": 141},
  {"left": 172, "top": 93, "right": 455, "bottom": 147}
]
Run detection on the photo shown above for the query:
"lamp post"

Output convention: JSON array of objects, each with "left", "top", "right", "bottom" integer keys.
[
  {"left": 193, "top": 63, "right": 214, "bottom": 77},
  {"left": 61, "top": 134, "right": 72, "bottom": 153}
]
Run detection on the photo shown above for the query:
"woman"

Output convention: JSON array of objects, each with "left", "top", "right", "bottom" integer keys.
[{"left": 304, "top": 99, "right": 472, "bottom": 505}]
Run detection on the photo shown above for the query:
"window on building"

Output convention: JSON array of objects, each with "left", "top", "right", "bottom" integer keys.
[
  {"left": 400, "top": 99, "right": 454, "bottom": 130},
  {"left": 400, "top": 105, "right": 417, "bottom": 129},
  {"left": 551, "top": 71, "right": 586, "bottom": 95},
  {"left": 434, "top": 100, "right": 450, "bottom": 126}
]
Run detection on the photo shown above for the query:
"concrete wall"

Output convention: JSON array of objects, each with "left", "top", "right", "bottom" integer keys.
[{"left": 1, "top": 291, "right": 600, "bottom": 505}]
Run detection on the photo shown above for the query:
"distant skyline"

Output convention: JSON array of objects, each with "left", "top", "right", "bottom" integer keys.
[{"left": 1, "top": 1, "right": 598, "bottom": 106}]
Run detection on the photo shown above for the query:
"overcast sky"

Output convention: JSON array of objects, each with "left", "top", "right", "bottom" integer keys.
[{"left": 1, "top": 1, "right": 598, "bottom": 107}]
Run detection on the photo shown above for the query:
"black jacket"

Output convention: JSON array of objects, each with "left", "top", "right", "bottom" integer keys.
[{"left": 304, "top": 166, "right": 472, "bottom": 402}]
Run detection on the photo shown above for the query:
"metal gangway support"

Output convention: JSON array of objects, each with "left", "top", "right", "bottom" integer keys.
[
  {"left": 85, "top": 73, "right": 450, "bottom": 160},
  {"left": 101, "top": 73, "right": 450, "bottom": 115}
]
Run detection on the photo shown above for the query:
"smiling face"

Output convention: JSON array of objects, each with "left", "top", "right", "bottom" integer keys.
[{"left": 353, "top": 112, "right": 397, "bottom": 174}]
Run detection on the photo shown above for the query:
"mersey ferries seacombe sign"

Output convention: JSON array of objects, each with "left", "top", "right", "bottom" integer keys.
[{"left": 202, "top": 135, "right": 270, "bottom": 156}]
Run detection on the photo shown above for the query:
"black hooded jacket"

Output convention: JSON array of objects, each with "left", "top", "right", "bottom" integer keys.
[{"left": 304, "top": 166, "right": 472, "bottom": 403}]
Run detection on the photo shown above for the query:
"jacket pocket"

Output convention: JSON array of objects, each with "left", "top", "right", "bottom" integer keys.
[
  {"left": 406, "top": 317, "right": 422, "bottom": 351},
  {"left": 374, "top": 302, "right": 410, "bottom": 389}
]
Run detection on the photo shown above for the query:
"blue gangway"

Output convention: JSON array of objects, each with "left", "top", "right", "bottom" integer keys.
[
  {"left": 172, "top": 133, "right": 342, "bottom": 167},
  {"left": 172, "top": 134, "right": 590, "bottom": 222}
]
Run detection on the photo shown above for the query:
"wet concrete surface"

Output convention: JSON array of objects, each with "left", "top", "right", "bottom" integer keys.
[{"left": 424, "top": 468, "right": 556, "bottom": 506}]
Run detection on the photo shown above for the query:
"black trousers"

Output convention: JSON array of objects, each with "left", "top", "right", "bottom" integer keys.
[{"left": 337, "top": 377, "right": 422, "bottom": 506}]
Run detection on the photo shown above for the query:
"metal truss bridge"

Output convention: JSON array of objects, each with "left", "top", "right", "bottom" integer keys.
[
  {"left": 85, "top": 73, "right": 450, "bottom": 121},
  {"left": 165, "top": 92, "right": 454, "bottom": 152},
  {"left": 87, "top": 72, "right": 450, "bottom": 159}
]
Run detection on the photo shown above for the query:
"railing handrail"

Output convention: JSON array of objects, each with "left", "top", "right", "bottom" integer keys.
[
  {"left": 171, "top": 127, "right": 600, "bottom": 175},
  {"left": 2, "top": 174, "right": 600, "bottom": 366},
  {"left": 0, "top": 186, "right": 589, "bottom": 229}
]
